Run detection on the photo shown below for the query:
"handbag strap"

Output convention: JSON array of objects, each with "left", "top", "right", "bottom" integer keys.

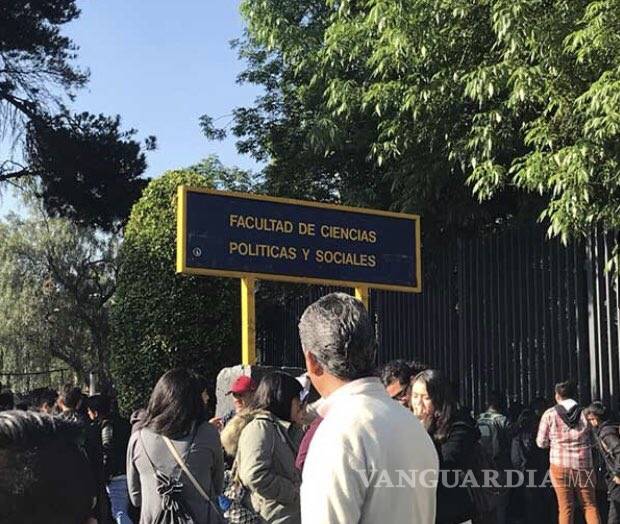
[
  {"left": 163, "top": 436, "right": 211, "bottom": 501},
  {"left": 163, "top": 435, "right": 224, "bottom": 522}
]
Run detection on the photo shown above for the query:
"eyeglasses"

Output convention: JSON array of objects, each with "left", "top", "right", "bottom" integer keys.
[{"left": 391, "top": 385, "right": 410, "bottom": 401}]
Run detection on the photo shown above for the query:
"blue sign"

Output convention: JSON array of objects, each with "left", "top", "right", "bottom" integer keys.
[{"left": 176, "top": 187, "right": 421, "bottom": 292}]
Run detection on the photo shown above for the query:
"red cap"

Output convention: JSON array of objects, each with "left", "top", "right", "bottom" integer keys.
[{"left": 227, "top": 376, "right": 257, "bottom": 395}]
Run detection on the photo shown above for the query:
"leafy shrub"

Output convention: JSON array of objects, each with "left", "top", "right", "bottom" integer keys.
[{"left": 110, "top": 167, "right": 241, "bottom": 414}]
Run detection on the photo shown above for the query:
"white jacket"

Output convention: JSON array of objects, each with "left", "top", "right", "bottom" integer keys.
[{"left": 301, "top": 378, "right": 438, "bottom": 523}]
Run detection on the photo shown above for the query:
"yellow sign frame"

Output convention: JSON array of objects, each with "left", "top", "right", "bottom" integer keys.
[{"left": 176, "top": 186, "right": 422, "bottom": 365}]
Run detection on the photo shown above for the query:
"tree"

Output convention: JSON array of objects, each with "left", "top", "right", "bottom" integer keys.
[
  {"left": 203, "top": 0, "right": 539, "bottom": 240},
  {"left": 201, "top": 1, "right": 395, "bottom": 209},
  {"left": 110, "top": 158, "right": 250, "bottom": 415},
  {"left": 0, "top": 207, "right": 118, "bottom": 387},
  {"left": 461, "top": 0, "right": 620, "bottom": 252},
  {"left": 1, "top": 0, "right": 155, "bottom": 231},
  {"left": 213, "top": 0, "right": 619, "bottom": 262}
]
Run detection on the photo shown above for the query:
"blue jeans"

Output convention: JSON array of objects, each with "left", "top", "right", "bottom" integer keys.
[{"left": 106, "top": 475, "right": 132, "bottom": 524}]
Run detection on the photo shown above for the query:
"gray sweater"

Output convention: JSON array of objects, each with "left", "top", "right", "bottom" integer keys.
[{"left": 127, "top": 420, "right": 224, "bottom": 524}]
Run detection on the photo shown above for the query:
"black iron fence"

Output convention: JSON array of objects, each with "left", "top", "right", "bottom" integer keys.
[
  {"left": 257, "top": 224, "right": 620, "bottom": 413},
  {"left": 0, "top": 368, "right": 72, "bottom": 394}
]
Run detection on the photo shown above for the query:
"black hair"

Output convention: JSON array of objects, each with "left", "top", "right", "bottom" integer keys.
[
  {"left": 30, "top": 388, "right": 59, "bottom": 411},
  {"left": 86, "top": 394, "right": 112, "bottom": 418},
  {"left": 0, "top": 410, "right": 96, "bottom": 524},
  {"left": 408, "top": 360, "right": 428, "bottom": 377},
  {"left": 584, "top": 401, "right": 609, "bottom": 422},
  {"left": 0, "top": 391, "right": 14, "bottom": 411},
  {"left": 60, "top": 384, "right": 83, "bottom": 410},
  {"left": 250, "top": 372, "right": 303, "bottom": 422},
  {"left": 379, "top": 359, "right": 415, "bottom": 387},
  {"left": 486, "top": 390, "right": 506, "bottom": 412},
  {"left": 412, "top": 369, "right": 457, "bottom": 443},
  {"left": 529, "top": 396, "right": 549, "bottom": 417},
  {"left": 555, "top": 381, "right": 576, "bottom": 400},
  {"left": 196, "top": 375, "right": 210, "bottom": 393},
  {"left": 140, "top": 368, "right": 206, "bottom": 439},
  {"left": 514, "top": 408, "right": 536, "bottom": 433},
  {"left": 306, "top": 382, "right": 321, "bottom": 405}
]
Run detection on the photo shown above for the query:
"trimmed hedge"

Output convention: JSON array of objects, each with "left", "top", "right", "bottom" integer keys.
[{"left": 110, "top": 169, "right": 240, "bottom": 414}]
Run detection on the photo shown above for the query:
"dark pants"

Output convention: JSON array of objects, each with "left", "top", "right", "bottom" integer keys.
[{"left": 609, "top": 499, "right": 620, "bottom": 524}]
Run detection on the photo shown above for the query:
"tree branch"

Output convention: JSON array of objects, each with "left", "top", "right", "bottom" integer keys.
[
  {"left": 0, "top": 169, "right": 30, "bottom": 182},
  {"left": 0, "top": 90, "right": 38, "bottom": 119}
]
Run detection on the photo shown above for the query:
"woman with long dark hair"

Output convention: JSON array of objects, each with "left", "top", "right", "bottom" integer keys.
[
  {"left": 127, "top": 368, "right": 224, "bottom": 523},
  {"left": 221, "top": 372, "right": 304, "bottom": 524},
  {"left": 411, "top": 369, "right": 479, "bottom": 524}
]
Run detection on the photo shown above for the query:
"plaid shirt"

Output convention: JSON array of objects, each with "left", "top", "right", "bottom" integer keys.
[{"left": 536, "top": 404, "right": 593, "bottom": 469}]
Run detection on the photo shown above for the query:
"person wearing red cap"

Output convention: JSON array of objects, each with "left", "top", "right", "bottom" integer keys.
[
  {"left": 228, "top": 376, "right": 257, "bottom": 412},
  {"left": 210, "top": 376, "right": 257, "bottom": 431}
]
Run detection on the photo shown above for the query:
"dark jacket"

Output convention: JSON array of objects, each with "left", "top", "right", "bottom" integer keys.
[
  {"left": 100, "top": 415, "right": 131, "bottom": 479},
  {"left": 511, "top": 421, "right": 549, "bottom": 484},
  {"left": 593, "top": 421, "right": 620, "bottom": 501},
  {"left": 59, "top": 410, "right": 109, "bottom": 521},
  {"left": 433, "top": 410, "right": 479, "bottom": 524}
]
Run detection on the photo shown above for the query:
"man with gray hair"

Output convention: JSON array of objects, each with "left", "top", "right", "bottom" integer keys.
[{"left": 298, "top": 292, "right": 438, "bottom": 523}]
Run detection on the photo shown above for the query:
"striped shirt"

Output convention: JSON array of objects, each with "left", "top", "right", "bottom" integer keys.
[{"left": 536, "top": 402, "right": 593, "bottom": 469}]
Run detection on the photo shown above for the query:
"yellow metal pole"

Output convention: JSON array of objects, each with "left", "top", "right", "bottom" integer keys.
[
  {"left": 354, "top": 286, "right": 369, "bottom": 310},
  {"left": 176, "top": 186, "right": 187, "bottom": 274},
  {"left": 241, "top": 277, "right": 256, "bottom": 365}
]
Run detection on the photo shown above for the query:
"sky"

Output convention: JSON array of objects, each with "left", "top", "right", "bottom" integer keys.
[{"left": 1, "top": 0, "right": 261, "bottom": 216}]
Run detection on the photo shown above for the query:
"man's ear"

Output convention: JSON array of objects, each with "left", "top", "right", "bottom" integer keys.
[{"left": 304, "top": 351, "right": 324, "bottom": 376}]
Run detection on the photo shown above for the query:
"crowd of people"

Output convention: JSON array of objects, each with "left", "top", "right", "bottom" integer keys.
[{"left": 1, "top": 292, "right": 619, "bottom": 524}]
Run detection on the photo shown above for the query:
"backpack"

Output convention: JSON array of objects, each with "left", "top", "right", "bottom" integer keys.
[
  {"left": 477, "top": 412, "right": 509, "bottom": 467},
  {"left": 449, "top": 415, "right": 509, "bottom": 522},
  {"left": 597, "top": 423, "right": 620, "bottom": 475},
  {"left": 139, "top": 429, "right": 223, "bottom": 524}
]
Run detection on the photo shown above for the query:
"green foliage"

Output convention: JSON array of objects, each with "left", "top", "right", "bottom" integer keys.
[
  {"left": 222, "top": 0, "right": 619, "bottom": 258},
  {"left": 26, "top": 111, "right": 152, "bottom": 231},
  {"left": 202, "top": 1, "right": 397, "bottom": 211},
  {"left": 0, "top": 1, "right": 154, "bottom": 231},
  {"left": 201, "top": 0, "right": 539, "bottom": 239},
  {"left": 460, "top": 0, "right": 620, "bottom": 244},
  {"left": 0, "top": 209, "right": 117, "bottom": 387},
  {"left": 111, "top": 161, "right": 243, "bottom": 415}
]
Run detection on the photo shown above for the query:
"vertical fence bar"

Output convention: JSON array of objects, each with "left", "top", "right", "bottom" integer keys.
[{"left": 253, "top": 222, "right": 618, "bottom": 414}]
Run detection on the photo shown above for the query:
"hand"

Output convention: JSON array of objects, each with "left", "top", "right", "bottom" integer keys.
[
  {"left": 209, "top": 417, "right": 223, "bottom": 431},
  {"left": 613, "top": 476, "right": 620, "bottom": 485}
]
